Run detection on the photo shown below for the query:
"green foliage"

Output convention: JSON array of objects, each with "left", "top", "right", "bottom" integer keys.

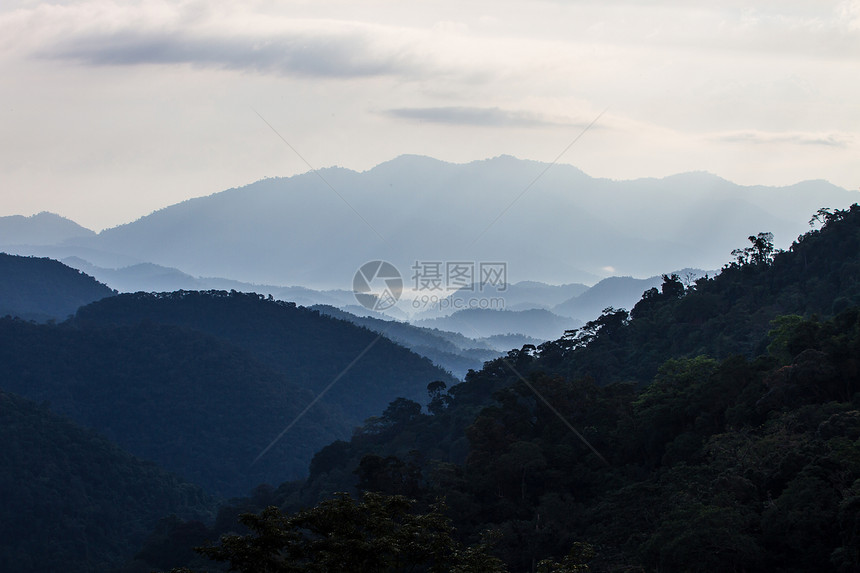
[
  {"left": 632, "top": 356, "right": 720, "bottom": 464},
  {"left": 428, "top": 380, "right": 453, "bottom": 415},
  {"left": 766, "top": 314, "right": 805, "bottom": 362},
  {"left": 192, "top": 493, "right": 507, "bottom": 573},
  {"left": 0, "top": 390, "right": 213, "bottom": 573},
  {"left": 355, "top": 454, "right": 423, "bottom": 496}
]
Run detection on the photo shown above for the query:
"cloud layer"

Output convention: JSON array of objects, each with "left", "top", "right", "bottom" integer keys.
[{"left": 383, "top": 106, "right": 580, "bottom": 128}]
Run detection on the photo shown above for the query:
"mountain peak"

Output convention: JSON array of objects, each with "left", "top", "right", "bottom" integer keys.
[{"left": 0, "top": 212, "right": 95, "bottom": 246}]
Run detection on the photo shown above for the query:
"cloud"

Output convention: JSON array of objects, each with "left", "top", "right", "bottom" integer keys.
[
  {"left": 383, "top": 106, "right": 593, "bottom": 128},
  {"left": 34, "top": 15, "right": 432, "bottom": 79},
  {"left": 0, "top": 2, "right": 436, "bottom": 79},
  {"left": 711, "top": 130, "right": 853, "bottom": 147},
  {"left": 43, "top": 28, "right": 419, "bottom": 78}
]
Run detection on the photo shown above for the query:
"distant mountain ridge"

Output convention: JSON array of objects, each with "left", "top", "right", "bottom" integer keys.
[
  {"left": 411, "top": 280, "right": 590, "bottom": 319},
  {"left": 553, "top": 275, "right": 665, "bottom": 319},
  {"left": 0, "top": 211, "right": 94, "bottom": 245},
  {"left": 59, "top": 256, "right": 360, "bottom": 308},
  {"left": 413, "top": 307, "right": 577, "bottom": 341},
  {"left": 311, "top": 304, "right": 539, "bottom": 378},
  {"left": 3, "top": 155, "right": 854, "bottom": 290}
]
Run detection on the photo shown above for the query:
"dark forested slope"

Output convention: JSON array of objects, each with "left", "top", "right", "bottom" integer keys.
[
  {"left": 0, "top": 252, "right": 115, "bottom": 321},
  {"left": 0, "top": 316, "right": 332, "bottom": 497},
  {"left": 1, "top": 290, "right": 453, "bottom": 497},
  {"left": 0, "top": 389, "right": 213, "bottom": 573},
  {"left": 72, "top": 290, "right": 455, "bottom": 419}
]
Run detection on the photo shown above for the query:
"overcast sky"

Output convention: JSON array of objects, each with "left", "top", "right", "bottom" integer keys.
[{"left": 2, "top": 0, "right": 858, "bottom": 231}]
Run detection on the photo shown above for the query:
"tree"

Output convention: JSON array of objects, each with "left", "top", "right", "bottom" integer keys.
[
  {"left": 355, "top": 454, "right": 423, "bottom": 496},
  {"left": 382, "top": 398, "right": 423, "bottom": 427},
  {"left": 562, "top": 307, "right": 629, "bottom": 348},
  {"left": 661, "top": 274, "right": 685, "bottom": 298},
  {"left": 428, "top": 381, "right": 452, "bottom": 415},
  {"left": 536, "top": 542, "right": 595, "bottom": 572},
  {"left": 730, "top": 232, "right": 776, "bottom": 266},
  {"left": 191, "top": 492, "right": 508, "bottom": 573}
]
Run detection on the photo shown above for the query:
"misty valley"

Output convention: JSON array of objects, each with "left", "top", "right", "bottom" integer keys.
[{"left": 1, "top": 164, "right": 859, "bottom": 572}]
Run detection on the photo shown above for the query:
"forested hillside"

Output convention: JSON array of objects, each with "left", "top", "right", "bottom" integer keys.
[
  {"left": 1, "top": 291, "right": 453, "bottom": 497},
  {"left": 0, "top": 253, "right": 115, "bottom": 321},
  {"left": 72, "top": 290, "right": 455, "bottom": 419},
  {"left": 145, "top": 206, "right": 860, "bottom": 572},
  {"left": 0, "top": 316, "right": 333, "bottom": 497},
  {"left": 0, "top": 390, "right": 213, "bottom": 573}
]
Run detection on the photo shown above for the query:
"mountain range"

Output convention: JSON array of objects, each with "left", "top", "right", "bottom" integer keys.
[{"left": 2, "top": 155, "right": 856, "bottom": 290}]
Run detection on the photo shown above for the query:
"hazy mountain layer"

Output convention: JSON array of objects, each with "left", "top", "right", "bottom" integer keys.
[
  {"left": 0, "top": 284, "right": 454, "bottom": 497},
  {"left": 60, "top": 257, "right": 359, "bottom": 308},
  {"left": 410, "top": 280, "right": 591, "bottom": 319},
  {"left": 553, "top": 274, "right": 665, "bottom": 319},
  {"left": 0, "top": 212, "right": 94, "bottom": 246},
  {"left": 39, "top": 155, "right": 856, "bottom": 289},
  {"left": 413, "top": 307, "right": 578, "bottom": 341},
  {"left": 311, "top": 304, "right": 515, "bottom": 378}
]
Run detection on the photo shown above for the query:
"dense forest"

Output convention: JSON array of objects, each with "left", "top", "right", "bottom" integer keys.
[
  {"left": 72, "top": 289, "right": 456, "bottom": 416},
  {"left": 0, "top": 252, "right": 115, "bottom": 321},
  {"left": 1, "top": 291, "right": 453, "bottom": 497},
  {"left": 139, "top": 206, "right": 860, "bottom": 572},
  {"left": 0, "top": 390, "right": 213, "bottom": 573}
]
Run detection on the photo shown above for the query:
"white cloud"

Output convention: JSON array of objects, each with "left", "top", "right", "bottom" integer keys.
[
  {"left": 383, "top": 106, "right": 593, "bottom": 128},
  {"left": 710, "top": 130, "right": 853, "bottom": 147}
]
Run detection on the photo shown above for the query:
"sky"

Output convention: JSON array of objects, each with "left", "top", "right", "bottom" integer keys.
[{"left": 1, "top": 0, "right": 858, "bottom": 231}]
